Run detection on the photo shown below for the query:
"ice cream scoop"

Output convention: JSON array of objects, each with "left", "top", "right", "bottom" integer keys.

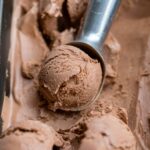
[
  {"left": 38, "top": 0, "right": 120, "bottom": 111},
  {"left": 69, "top": 0, "right": 121, "bottom": 109},
  {"left": 39, "top": 45, "right": 102, "bottom": 111}
]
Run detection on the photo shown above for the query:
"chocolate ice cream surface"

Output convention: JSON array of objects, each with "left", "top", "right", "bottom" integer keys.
[
  {"left": 79, "top": 115, "right": 136, "bottom": 150},
  {"left": 2, "top": 0, "right": 150, "bottom": 149},
  {"left": 0, "top": 120, "right": 62, "bottom": 150},
  {"left": 39, "top": 45, "right": 102, "bottom": 111}
]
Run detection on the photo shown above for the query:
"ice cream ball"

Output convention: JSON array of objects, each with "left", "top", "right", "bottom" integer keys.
[{"left": 38, "top": 45, "right": 102, "bottom": 111}]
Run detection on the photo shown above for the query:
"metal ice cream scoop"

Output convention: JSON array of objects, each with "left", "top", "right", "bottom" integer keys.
[{"left": 69, "top": 0, "right": 121, "bottom": 110}]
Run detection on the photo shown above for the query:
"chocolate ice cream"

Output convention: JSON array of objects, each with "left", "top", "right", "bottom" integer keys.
[
  {"left": 79, "top": 115, "right": 136, "bottom": 150},
  {"left": 38, "top": 45, "right": 102, "bottom": 111},
  {"left": 67, "top": 0, "right": 88, "bottom": 23},
  {"left": 2, "top": 0, "right": 150, "bottom": 149},
  {"left": 38, "top": 0, "right": 64, "bottom": 39},
  {"left": 0, "top": 120, "right": 62, "bottom": 150}
]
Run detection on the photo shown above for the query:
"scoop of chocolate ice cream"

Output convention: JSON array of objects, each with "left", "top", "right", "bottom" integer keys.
[
  {"left": 79, "top": 115, "right": 136, "bottom": 150},
  {"left": 38, "top": 45, "right": 102, "bottom": 111},
  {"left": 0, "top": 120, "right": 62, "bottom": 150}
]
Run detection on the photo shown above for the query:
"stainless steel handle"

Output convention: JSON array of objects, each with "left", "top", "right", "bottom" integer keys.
[{"left": 76, "top": 0, "right": 120, "bottom": 51}]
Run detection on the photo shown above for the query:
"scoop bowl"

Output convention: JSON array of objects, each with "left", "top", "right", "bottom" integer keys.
[{"left": 66, "top": 0, "right": 120, "bottom": 111}]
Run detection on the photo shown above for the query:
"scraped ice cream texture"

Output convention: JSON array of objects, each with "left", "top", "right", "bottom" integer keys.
[
  {"left": 0, "top": 120, "right": 62, "bottom": 150},
  {"left": 38, "top": 45, "right": 102, "bottom": 110},
  {"left": 79, "top": 115, "right": 136, "bottom": 150},
  {"left": 3, "top": 0, "right": 150, "bottom": 149}
]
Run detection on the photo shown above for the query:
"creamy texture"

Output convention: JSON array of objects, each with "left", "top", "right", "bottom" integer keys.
[
  {"left": 39, "top": 0, "right": 64, "bottom": 39},
  {"left": 0, "top": 120, "right": 62, "bottom": 150},
  {"left": 38, "top": 45, "right": 102, "bottom": 111},
  {"left": 18, "top": 2, "right": 49, "bottom": 79},
  {"left": 1, "top": 0, "right": 150, "bottom": 149},
  {"left": 79, "top": 115, "right": 136, "bottom": 150},
  {"left": 136, "top": 37, "right": 150, "bottom": 148},
  {"left": 67, "top": 0, "right": 88, "bottom": 23},
  {"left": 56, "top": 104, "right": 133, "bottom": 149}
]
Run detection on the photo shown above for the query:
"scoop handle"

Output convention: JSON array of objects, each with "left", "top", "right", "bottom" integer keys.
[{"left": 76, "top": 0, "right": 120, "bottom": 51}]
